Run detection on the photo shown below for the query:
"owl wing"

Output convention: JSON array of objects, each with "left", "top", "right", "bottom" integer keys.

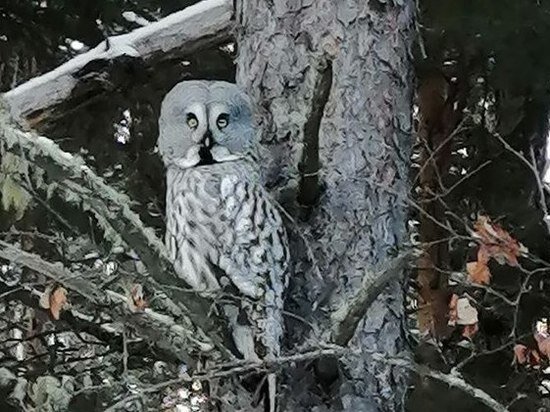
[
  {"left": 216, "top": 174, "right": 289, "bottom": 298},
  {"left": 215, "top": 173, "right": 289, "bottom": 358},
  {"left": 166, "top": 167, "right": 289, "bottom": 359}
]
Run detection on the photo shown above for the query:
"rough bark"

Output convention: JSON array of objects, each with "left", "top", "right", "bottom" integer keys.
[{"left": 236, "top": 0, "right": 415, "bottom": 410}]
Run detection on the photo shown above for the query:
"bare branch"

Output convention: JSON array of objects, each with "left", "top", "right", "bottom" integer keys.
[
  {"left": 3, "top": 0, "right": 233, "bottom": 124},
  {"left": 104, "top": 345, "right": 507, "bottom": 412},
  {"left": 0, "top": 240, "right": 205, "bottom": 366}
]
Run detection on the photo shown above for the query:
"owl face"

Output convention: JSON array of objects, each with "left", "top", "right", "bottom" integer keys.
[{"left": 158, "top": 80, "right": 256, "bottom": 169}]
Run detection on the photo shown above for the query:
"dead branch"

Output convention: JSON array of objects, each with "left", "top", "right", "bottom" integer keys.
[
  {"left": 0, "top": 104, "right": 234, "bottom": 360},
  {"left": 0, "top": 239, "right": 106, "bottom": 305},
  {"left": 3, "top": 0, "right": 233, "bottom": 125},
  {"left": 297, "top": 59, "right": 333, "bottom": 213},
  {"left": 331, "top": 252, "right": 413, "bottom": 346}
]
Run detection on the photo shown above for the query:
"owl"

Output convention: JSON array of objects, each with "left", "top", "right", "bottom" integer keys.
[{"left": 157, "top": 80, "right": 289, "bottom": 411}]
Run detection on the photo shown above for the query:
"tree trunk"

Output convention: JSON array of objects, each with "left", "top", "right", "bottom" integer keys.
[{"left": 236, "top": 0, "right": 415, "bottom": 410}]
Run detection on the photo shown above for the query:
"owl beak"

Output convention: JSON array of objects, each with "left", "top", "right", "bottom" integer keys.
[
  {"left": 198, "top": 129, "right": 215, "bottom": 165},
  {"left": 201, "top": 129, "right": 214, "bottom": 149}
]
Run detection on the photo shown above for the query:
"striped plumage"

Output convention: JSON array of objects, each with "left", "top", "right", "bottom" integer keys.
[
  {"left": 165, "top": 160, "right": 289, "bottom": 360},
  {"left": 158, "top": 80, "right": 289, "bottom": 411}
]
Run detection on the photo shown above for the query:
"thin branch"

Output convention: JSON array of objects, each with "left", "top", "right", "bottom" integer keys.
[
  {"left": 413, "top": 118, "right": 470, "bottom": 185},
  {"left": 0, "top": 239, "right": 206, "bottom": 366},
  {"left": 493, "top": 133, "right": 550, "bottom": 234},
  {"left": 104, "top": 345, "right": 507, "bottom": 412},
  {"left": 529, "top": 146, "right": 550, "bottom": 235}
]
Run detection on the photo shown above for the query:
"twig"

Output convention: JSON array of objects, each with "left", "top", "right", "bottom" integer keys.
[
  {"left": 275, "top": 202, "right": 323, "bottom": 281},
  {"left": 0, "top": 239, "right": 204, "bottom": 365},
  {"left": 529, "top": 146, "right": 550, "bottom": 235},
  {"left": 122, "top": 327, "right": 129, "bottom": 377},
  {"left": 414, "top": 118, "right": 469, "bottom": 185},
  {"left": 493, "top": 133, "right": 550, "bottom": 234},
  {"left": 424, "top": 160, "right": 492, "bottom": 202}
]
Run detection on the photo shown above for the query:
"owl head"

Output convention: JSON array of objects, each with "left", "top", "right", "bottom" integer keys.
[{"left": 157, "top": 80, "right": 256, "bottom": 168}]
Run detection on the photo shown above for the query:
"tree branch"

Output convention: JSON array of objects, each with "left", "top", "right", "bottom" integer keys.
[
  {"left": 3, "top": 0, "right": 234, "bottom": 125},
  {"left": 104, "top": 345, "right": 507, "bottom": 412},
  {"left": 297, "top": 59, "right": 333, "bottom": 213},
  {"left": 0, "top": 240, "right": 206, "bottom": 366},
  {"left": 331, "top": 252, "right": 413, "bottom": 346}
]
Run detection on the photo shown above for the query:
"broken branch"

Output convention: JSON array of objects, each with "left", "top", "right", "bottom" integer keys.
[{"left": 3, "top": 0, "right": 233, "bottom": 125}]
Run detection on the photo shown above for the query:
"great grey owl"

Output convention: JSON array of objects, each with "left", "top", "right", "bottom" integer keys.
[{"left": 158, "top": 80, "right": 289, "bottom": 411}]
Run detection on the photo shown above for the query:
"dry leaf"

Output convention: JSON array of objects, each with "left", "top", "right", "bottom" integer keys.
[
  {"left": 448, "top": 294, "right": 459, "bottom": 326},
  {"left": 535, "top": 332, "right": 550, "bottom": 358},
  {"left": 462, "top": 323, "right": 478, "bottom": 339},
  {"left": 467, "top": 260, "right": 491, "bottom": 285},
  {"left": 513, "top": 344, "right": 529, "bottom": 365},
  {"left": 39, "top": 285, "right": 54, "bottom": 309},
  {"left": 513, "top": 343, "right": 541, "bottom": 367},
  {"left": 129, "top": 284, "right": 147, "bottom": 312},
  {"left": 466, "top": 215, "right": 524, "bottom": 285},
  {"left": 473, "top": 215, "right": 522, "bottom": 266},
  {"left": 448, "top": 294, "right": 479, "bottom": 338},
  {"left": 530, "top": 349, "right": 542, "bottom": 366},
  {"left": 455, "top": 297, "right": 478, "bottom": 325},
  {"left": 49, "top": 287, "right": 67, "bottom": 320}
]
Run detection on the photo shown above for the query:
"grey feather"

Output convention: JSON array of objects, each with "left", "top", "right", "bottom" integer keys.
[{"left": 158, "top": 80, "right": 289, "bottom": 411}]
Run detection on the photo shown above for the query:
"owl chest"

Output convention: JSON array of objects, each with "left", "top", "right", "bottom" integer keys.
[{"left": 167, "top": 169, "right": 257, "bottom": 244}]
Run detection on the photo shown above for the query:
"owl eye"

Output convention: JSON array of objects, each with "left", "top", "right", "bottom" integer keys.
[
  {"left": 186, "top": 113, "right": 198, "bottom": 129},
  {"left": 216, "top": 113, "right": 229, "bottom": 129}
]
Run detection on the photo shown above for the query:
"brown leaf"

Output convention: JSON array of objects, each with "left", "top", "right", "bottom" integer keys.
[
  {"left": 535, "top": 332, "right": 550, "bottom": 358},
  {"left": 473, "top": 215, "right": 521, "bottom": 266},
  {"left": 513, "top": 344, "right": 529, "bottom": 365},
  {"left": 129, "top": 284, "right": 147, "bottom": 312},
  {"left": 512, "top": 344, "right": 541, "bottom": 367},
  {"left": 462, "top": 323, "right": 478, "bottom": 339},
  {"left": 530, "top": 349, "right": 542, "bottom": 366},
  {"left": 467, "top": 260, "right": 491, "bottom": 285},
  {"left": 455, "top": 297, "right": 478, "bottom": 325},
  {"left": 49, "top": 287, "right": 67, "bottom": 320},
  {"left": 448, "top": 294, "right": 459, "bottom": 326},
  {"left": 39, "top": 285, "right": 53, "bottom": 309}
]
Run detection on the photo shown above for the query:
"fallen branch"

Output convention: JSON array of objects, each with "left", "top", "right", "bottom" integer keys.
[{"left": 3, "top": 0, "right": 233, "bottom": 124}]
